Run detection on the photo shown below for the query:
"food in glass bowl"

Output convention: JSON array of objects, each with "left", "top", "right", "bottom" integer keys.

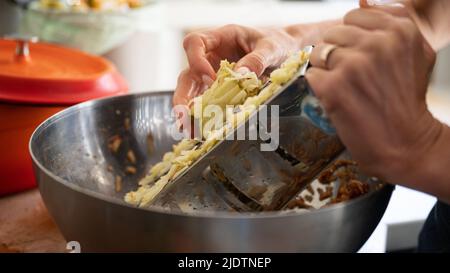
[
  {"left": 38, "top": 0, "right": 144, "bottom": 12},
  {"left": 19, "top": 0, "right": 157, "bottom": 54}
]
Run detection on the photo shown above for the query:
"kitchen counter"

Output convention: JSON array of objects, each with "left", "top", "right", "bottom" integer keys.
[
  {"left": 0, "top": 189, "right": 66, "bottom": 253},
  {"left": 1, "top": 90, "right": 449, "bottom": 253}
]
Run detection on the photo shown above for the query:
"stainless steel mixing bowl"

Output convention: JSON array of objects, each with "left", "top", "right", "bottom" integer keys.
[{"left": 30, "top": 91, "right": 394, "bottom": 252}]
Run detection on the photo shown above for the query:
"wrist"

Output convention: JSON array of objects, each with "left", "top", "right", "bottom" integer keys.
[
  {"left": 394, "top": 116, "right": 450, "bottom": 203},
  {"left": 419, "top": 123, "right": 450, "bottom": 202},
  {"left": 283, "top": 19, "right": 342, "bottom": 47}
]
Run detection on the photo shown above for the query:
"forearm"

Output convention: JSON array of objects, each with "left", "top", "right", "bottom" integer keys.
[
  {"left": 283, "top": 19, "right": 342, "bottom": 47},
  {"left": 282, "top": 1, "right": 450, "bottom": 51}
]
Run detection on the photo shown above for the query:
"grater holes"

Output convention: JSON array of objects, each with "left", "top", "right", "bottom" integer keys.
[{"left": 263, "top": 138, "right": 300, "bottom": 166}]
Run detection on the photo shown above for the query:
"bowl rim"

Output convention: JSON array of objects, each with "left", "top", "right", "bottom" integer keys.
[{"left": 29, "top": 90, "right": 394, "bottom": 220}]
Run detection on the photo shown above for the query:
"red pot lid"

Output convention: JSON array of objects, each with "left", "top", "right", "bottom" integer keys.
[{"left": 0, "top": 36, "right": 128, "bottom": 105}]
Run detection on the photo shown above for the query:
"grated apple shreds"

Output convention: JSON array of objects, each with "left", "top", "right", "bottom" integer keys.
[{"left": 124, "top": 50, "right": 309, "bottom": 207}]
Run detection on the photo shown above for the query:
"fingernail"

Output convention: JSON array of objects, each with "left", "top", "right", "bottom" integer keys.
[
  {"left": 201, "top": 74, "right": 214, "bottom": 86},
  {"left": 186, "top": 79, "right": 200, "bottom": 99},
  {"left": 367, "top": 0, "right": 404, "bottom": 6},
  {"left": 235, "top": 67, "right": 251, "bottom": 75}
]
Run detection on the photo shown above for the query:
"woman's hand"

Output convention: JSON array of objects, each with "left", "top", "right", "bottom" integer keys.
[
  {"left": 306, "top": 5, "right": 450, "bottom": 201},
  {"left": 173, "top": 25, "right": 300, "bottom": 106},
  {"left": 362, "top": 0, "right": 450, "bottom": 50}
]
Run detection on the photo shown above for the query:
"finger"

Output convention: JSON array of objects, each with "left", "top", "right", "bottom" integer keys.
[
  {"left": 305, "top": 67, "right": 326, "bottom": 95},
  {"left": 235, "top": 37, "right": 291, "bottom": 76},
  {"left": 344, "top": 8, "right": 395, "bottom": 30},
  {"left": 323, "top": 25, "right": 369, "bottom": 47},
  {"left": 306, "top": 67, "right": 361, "bottom": 120},
  {"left": 173, "top": 69, "right": 207, "bottom": 107},
  {"left": 235, "top": 47, "right": 273, "bottom": 76},
  {"left": 360, "top": 0, "right": 406, "bottom": 8},
  {"left": 361, "top": 0, "right": 410, "bottom": 18},
  {"left": 205, "top": 51, "right": 222, "bottom": 72},
  {"left": 172, "top": 103, "right": 192, "bottom": 136},
  {"left": 310, "top": 43, "right": 346, "bottom": 70},
  {"left": 183, "top": 31, "right": 221, "bottom": 82},
  {"left": 305, "top": 67, "right": 333, "bottom": 105}
]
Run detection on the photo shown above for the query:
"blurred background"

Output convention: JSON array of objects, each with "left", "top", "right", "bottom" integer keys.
[
  {"left": 2, "top": 0, "right": 449, "bottom": 94},
  {"left": 1, "top": 0, "right": 449, "bottom": 252}
]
